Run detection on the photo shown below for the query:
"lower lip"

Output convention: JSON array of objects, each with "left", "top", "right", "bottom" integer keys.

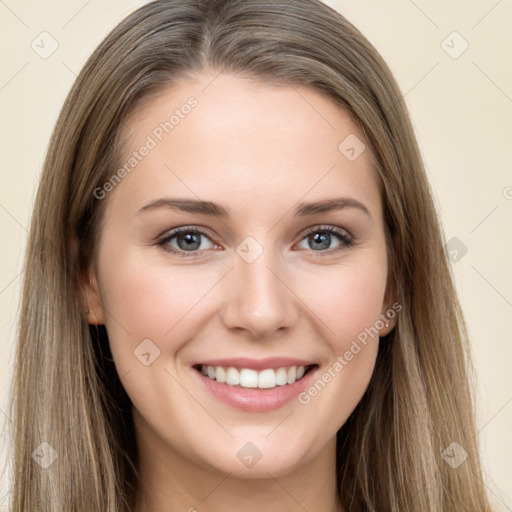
[{"left": 193, "top": 366, "right": 318, "bottom": 412}]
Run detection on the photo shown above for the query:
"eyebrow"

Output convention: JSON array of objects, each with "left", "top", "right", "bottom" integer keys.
[{"left": 136, "top": 197, "right": 371, "bottom": 219}]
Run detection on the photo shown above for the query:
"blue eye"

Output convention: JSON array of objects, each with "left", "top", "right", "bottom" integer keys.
[
  {"left": 157, "top": 225, "right": 354, "bottom": 258},
  {"left": 157, "top": 227, "right": 216, "bottom": 257},
  {"left": 297, "top": 225, "right": 354, "bottom": 253}
]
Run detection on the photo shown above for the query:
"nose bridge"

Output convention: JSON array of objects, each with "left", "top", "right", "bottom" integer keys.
[{"left": 220, "top": 235, "right": 298, "bottom": 337}]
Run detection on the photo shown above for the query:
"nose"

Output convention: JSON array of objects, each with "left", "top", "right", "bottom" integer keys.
[{"left": 220, "top": 245, "right": 299, "bottom": 340}]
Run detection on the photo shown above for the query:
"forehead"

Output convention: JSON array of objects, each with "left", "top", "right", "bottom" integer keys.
[{"left": 109, "top": 72, "right": 382, "bottom": 221}]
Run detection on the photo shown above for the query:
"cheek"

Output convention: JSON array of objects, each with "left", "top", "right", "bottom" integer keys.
[
  {"left": 291, "top": 258, "right": 386, "bottom": 418},
  {"left": 96, "top": 253, "right": 217, "bottom": 418},
  {"left": 297, "top": 257, "right": 388, "bottom": 348},
  {"left": 96, "top": 242, "right": 236, "bottom": 377}
]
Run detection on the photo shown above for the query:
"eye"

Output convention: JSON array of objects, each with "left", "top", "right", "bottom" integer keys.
[
  {"left": 157, "top": 226, "right": 218, "bottom": 257},
  {"left": 295, "top": 225, "right": 354, "bottom": 254},
  {"left": 157, "top": 224, "right": 355, "bottom": 258}
]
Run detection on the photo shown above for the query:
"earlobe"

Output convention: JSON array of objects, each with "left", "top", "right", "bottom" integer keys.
[
  {"left": 380, "top": 253, "right": 399, "bottom": 337},
  {"left": 86, "top": 304, "right": 102, "bottom": 325},
  {"left": 379, "top": 308, "right": 396, "bottom": 337},
  {"left": 81, "top": 268, "right": 106, "bottom": 325},
  {"left": 378, "top": 299, "right": 398, "bottom": 337},
  {"left": 379, "top": 285, "right": 399, "bottom": 336}
]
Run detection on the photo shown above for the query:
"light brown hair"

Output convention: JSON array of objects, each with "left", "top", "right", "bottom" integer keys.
[{"left": 10, "top": 0, "right": 493, "bottom": 510}]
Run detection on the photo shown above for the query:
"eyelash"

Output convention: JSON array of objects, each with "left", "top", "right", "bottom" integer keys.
[{"left": 156, "top": 225, "right": 356, "bottom": 259}]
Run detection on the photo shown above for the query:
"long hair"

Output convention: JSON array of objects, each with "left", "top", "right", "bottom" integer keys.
[{"left": 9, "top": 0, "right": 493, "bottom": 510}]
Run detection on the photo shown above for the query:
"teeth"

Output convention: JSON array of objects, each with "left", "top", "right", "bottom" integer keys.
[
  {"left": 258, "top": 369, "right": 275, "bottom": 389},
  {"left": 216, "top": 366, "right": 226, "bottom": 383},
  {"left": 226, "top": 367, "right": 240, "bottom": 386},
  {"left": 286, "top": 366, "right": 296, "bottom": 384},
  {"left": 276, "top": 367, "right": 287, "bottom": 385},
  {"left": 240, "top": 369, "right": 258, "bottom": 388},
  {"left": 199, "top": 365, "right": 309, "bottom": 389}
]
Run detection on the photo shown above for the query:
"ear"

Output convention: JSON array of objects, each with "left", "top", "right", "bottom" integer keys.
[
  {"left": 81, "top": 267, "right": 106, "bottom": 325},
  {"left": 379, "top": 277, "right": 398, "bottom": 336},
  {"left": 379, "top": 233, "right": 400, "bottom": 337}
]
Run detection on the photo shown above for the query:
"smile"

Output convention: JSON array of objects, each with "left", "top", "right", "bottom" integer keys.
[
  {"left": 197, "top": 364, "right": 314, "bottom": 389},
  {"left": 192, "top": 357, "right": 319, "bottom": 411}
]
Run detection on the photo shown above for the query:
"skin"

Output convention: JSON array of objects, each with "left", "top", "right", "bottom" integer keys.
[{"left": 85, "top": 71, "right": 397, "bottom": 512}]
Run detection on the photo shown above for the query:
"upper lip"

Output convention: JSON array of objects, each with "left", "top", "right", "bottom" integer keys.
[{"left": 193, "top": 357, "right": 317, "bottom": 371}]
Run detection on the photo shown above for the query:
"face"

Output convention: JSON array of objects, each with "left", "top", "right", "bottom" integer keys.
[{"left": 86, "top": 71, "right": 396, "bottom": 479}]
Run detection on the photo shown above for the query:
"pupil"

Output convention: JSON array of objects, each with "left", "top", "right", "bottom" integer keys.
[
  {"left": 176, "top": 231, "right": 332, "bottom": 252},
  {"left": 179, "top": 233, "right": 200, "bottom": 250},
  {"left": 311, "top": 232, "right": 329, "bottom": 250}
]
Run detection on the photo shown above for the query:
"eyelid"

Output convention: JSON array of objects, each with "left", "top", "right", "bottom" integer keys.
[
  {"left": 156, "top": 225, "right": 220, "bottom": 257},
  {"left": 295, "top": 224, "right": 355, "bottom": 255},
  {"left": 298, "top": 224, "right": 354, "bottom": 244},
  {"left": 156, "top": 223, "right": 356, "bottom": 257},
  {"left": 156, "top": 225, "right": 216, "bottom": 244}
]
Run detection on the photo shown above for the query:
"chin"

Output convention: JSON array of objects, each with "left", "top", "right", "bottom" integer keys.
[{"left": 193, "top": 432, "right": 319, "bottom": 479}]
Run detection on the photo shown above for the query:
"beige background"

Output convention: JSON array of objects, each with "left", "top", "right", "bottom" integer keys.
[{"left": 0, "top": 0, "right": 510, "bottom": 509}]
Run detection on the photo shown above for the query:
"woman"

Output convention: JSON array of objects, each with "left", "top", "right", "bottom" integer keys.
[{"left": 10, "top": 0, "right": 494, "bottom": 510}]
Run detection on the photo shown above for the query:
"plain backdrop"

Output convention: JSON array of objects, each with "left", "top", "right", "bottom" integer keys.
[{"left": 0, "top": 0, "right": 511, "bottom": 509}]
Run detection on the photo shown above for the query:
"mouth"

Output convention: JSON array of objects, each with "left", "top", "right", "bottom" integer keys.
[
  {"left": 191, "top": 358, "right": 320, "bottom": 412},
  {"left": 193, "top": 363, "right": 317, "bottom": 389}
]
